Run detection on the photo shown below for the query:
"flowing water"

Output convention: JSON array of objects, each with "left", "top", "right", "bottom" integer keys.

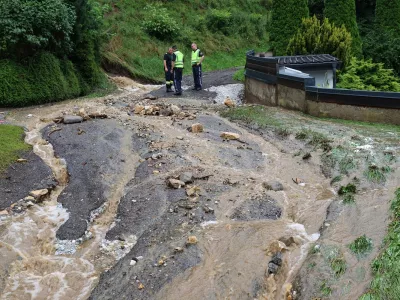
[{"left": 0, "top": 86, "right": 399, "bottom": 299}]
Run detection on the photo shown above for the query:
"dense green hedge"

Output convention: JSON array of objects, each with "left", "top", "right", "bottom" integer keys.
[
  {"left": 269, "top": 0, "right": 308, "bottom": 55},
  {"left": 0, "top": 52, "right": 85, "bottom": 107},
  {"left": 325, "top": 0, "right": 362, "bottom": 57},
  {"left": 376, "top": 0, "right": 400, "bottom": 31}
]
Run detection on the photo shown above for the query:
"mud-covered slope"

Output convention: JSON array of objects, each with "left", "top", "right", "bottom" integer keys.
[{"left": 43, "top": 120, "right": 125, "bottom": 240}]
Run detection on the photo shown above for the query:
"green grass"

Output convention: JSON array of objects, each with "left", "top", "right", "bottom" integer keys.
[
  {"left": 330, "top": 175, "right": 343, "bottom": 185},
  {"left": 233, "top": 68, "right": 245, "bottom": 82},
  {"left": 361, "top": 188, "right": 400, "bottom": 299},
  {"left": 349, "top": 235, "right": 373, "bottom": 257},
  {"left": 338, "top": 183, "right": 357, "bottom": 204},
  {"left": 0, "top": 125, "right": 31, "bottom": 173},
  {"left": 364, "top": 165, "right": 392, "bottom": 183},
  {"left": 98, "top": 0, "right": 270, "bottom": 82},
  {"left": 295, "top": 129, "right": 332, "bottom": 151},
  {"left": 320, "top": 281, "right": 332, "bottom": 297}
]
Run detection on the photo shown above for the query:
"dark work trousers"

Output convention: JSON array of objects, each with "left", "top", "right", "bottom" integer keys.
[
  {"left": 192, "top": 64, "right": 202, "bottom": 89},
  {"left": 173, "top": 68, "right": 183, "bottom": 93},
  {"left": 165, "top": 69, "right": 174, "bottom": 90}
]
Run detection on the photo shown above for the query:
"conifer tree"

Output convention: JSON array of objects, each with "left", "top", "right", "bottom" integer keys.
[
  {"left": 376, "top": 0, "right": 400, "bottom": 31},
  {"left": 269, "top": 0, "right": 309, "bottom": 56},
  {"left": 324, "top": 0, "right": 362, "bottom": 57}
]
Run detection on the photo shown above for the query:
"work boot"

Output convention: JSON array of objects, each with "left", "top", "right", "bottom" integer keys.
[
  {"left": 167, "top": 87, "right": 174, "bottom": 92},
  {"left": 174, "top": 92, "right": 182, "bottom": 96}
]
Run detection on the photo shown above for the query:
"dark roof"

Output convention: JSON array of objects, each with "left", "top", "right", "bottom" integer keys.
[{"left": 276, "top": 54, "right": 339, "bottom": 66}]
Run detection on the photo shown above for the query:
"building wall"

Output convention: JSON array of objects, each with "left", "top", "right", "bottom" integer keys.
[
  {"left": 306, "top": 70, "right": 334, "bottom": 88},
  {"left": 277, "top": 85, "right": 306, "bottom": 111},
  {"left": 245, "top": 77, "right": 277, "bottom": 106},
  {"left": 244, "top": 76, "right": 400, "bottom": 125},
  {"left": 306, "top": 100, "right": 400, "bottom": 125}
]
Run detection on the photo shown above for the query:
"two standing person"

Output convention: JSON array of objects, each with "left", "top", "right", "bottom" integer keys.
[{"left": 163, "top": 44, "right": 205, "bottom": 96}]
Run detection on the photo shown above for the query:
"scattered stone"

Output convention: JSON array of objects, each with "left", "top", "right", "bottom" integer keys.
[
  {"left": 24, "top": 196, "right": 35, "bottom": 202},
  {"left": 203, "top": 206, "right": 214, "bottom": 213},
  {"left": 170, "top": 104, "right": 181, "bottom": 115},
  {"left": 0, "top": 210, "right": 9, "bottom": 216},
  {"left": 292, "top": 178, "right": 305, "bottom": 186},
  {"left": 151, "top": 153, "right": 163, "bottom": 160},
  {"left": 268, "top": 262, "right": 279, "bottom": 275},
  {"left": 267, "top": 240, "right": 289, "bottom": 255},
  {"left": 167, "top": 179, "right": 185, "bottom": 189},
  {"left": 88, "top": 112, "right": 108, "bottom": 119},
  {"left": 262, "top": 181, "right": 284, "bottom": 191},
  {"left": 134, "top": 105, "right": 145, "bottom": 114},
  {"left": 271, "top": 252, "right": 283, "bottom": 266},
  {"left": 143, "top": 94, "right": 157, "bottom": 100},
  {"left": 153, "top": 170, "right": 160, "bottom": 175},
  {"left": 78, "top": 108, "right": 89, "bottom": 120},
  {"left": 25, "top": 201, "right": 34, "bottom": 208},
  {"left": 179, "top": 172, "right": 194, "bottom": 184},
  {"left": 279, "top": 236, "right": 300, "bottom": 247},
  {"left": 186, "top": 185, "right": 200, "bottom": 197},
  {"left": 220, "top": 132, "right": 240, "bottom": 140},
  {"left": 63, "top": 115, "right": 83, "bottom": 124},
  {"left": 16, "top": 158, "right": 28, "bottom": 163},
  {"left": 29, "top": 189, "right": 49, "bottom": 202},
  {"left": 160, "top": 108, "right": 173, "bottom": 116},
  {"left": 187, "top": 236, "right": 198, "bottom": 245},
  {"left": 178, "top": 201, "right": 195, "bottom": 210},
  {"left": 130, "top": 260, "right": 137, "bottom": 266},
  {"left": 224, "top": 97, "right": 236, "bottom": 108},
  {"left": 191, "top": 123, "right": 204, "bottom": 133},
  {"left": 174, "top": 247, "right": 184, "bottom": 253},
  {"left": 138, "top": 283, "right": 145, "bottom": 290},
  {"left": 176, "top": 136, "right": 184, "bottom": 140}
]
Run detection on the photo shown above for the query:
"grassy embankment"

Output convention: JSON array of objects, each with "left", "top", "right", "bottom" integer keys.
[
  {"left": 0, "top": 125, "right": 31, "bottom": 173},
  {"left": 97, "top": 0, "right": 271, "bottom": 82}
]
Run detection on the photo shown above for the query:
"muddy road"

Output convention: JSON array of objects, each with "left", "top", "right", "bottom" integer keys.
[{"left": 0, "top": 72, "right": 399, "bottom": 299}]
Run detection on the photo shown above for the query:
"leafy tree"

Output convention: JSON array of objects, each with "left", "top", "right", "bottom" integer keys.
[
  {"left": 309, "top": 0, "right": 325, "bottom": 19},
  {"left": 269, "top": 0, "right": 309, "bottom": 56},
  {"left": 287, "top": 16, "right": 352, "bottom": 68},
  {"left": 0, "top": 0, "right": 76, "bottom": 58},
  {"left": 337, "top": 58, "right": 400, "bottom": 92},
  {"left": 325, "top": 0, "right": 362, "bottom": 57},
  {"left": 375, "top": 0, "right": 400, "bottom": 31}
]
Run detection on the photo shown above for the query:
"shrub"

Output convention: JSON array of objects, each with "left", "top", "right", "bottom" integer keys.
[
  {"left": 205, "top": 9, "right": 232, "bottom": 35},
  {"left": 324, "top": 0, "right": 362, "bottom": 57},
  {"left": 362, "top": 28, "right": 400, "bottom": 76},
  {"left": 141, "top": 4, "right": 180, "bottom": 40},
  {"left": 0, "top": 0, "right": 76, "bottom": 58},
  {"left": 376, "top": 0, "right": 400, "bottom": 31},
  {"left": 269, "top": 0, "right": 309, "bottom": 55},
  {"left": 309, "top": 0, "right": 324, "bottom": 20},
  {"left": 287, "top": 16, "right": 352, "bottom": 68},
  {"left": 337, "top": 58, "right": 400, "bottom": 92}
]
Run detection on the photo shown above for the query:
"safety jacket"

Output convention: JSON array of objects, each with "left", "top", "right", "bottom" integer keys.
[
  {"left": 191, "top": 49, "right": 201, "bottom": 65},
  {"left": 174, "top": 51, "right": 184, "bottom": 68}
]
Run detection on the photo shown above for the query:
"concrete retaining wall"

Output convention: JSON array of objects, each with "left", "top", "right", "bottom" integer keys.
[{"left": 244, "top": 75, "right": 400, "bottom": 126}]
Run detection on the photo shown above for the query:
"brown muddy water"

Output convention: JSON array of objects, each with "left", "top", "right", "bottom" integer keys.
[{"left": 0, "top": 78, "right": 399, "bottom": 300}]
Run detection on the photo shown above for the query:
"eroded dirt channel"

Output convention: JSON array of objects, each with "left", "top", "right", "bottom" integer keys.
[{"left": 0, "top": 74, "right": 399, "bottom": 299}]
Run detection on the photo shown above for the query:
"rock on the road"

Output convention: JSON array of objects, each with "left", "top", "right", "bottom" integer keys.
[
  {"left": 220, "top": 132, "right": 241, "bottom": 140},
  {"left": 179, "top": 172, "right": 194, "bottom": 184},
  {"left": 63, "top": 115, "right": 83, "bottom": 124},
  {"left": 224, "top": 97, "right": 236, "bottom": 108},
  {"left": 170, "top": 104, "right": 181, "bottom": 115},
  {"left": 29, "top": 189, "right": 49, "bottom": 202},
  {"left": 168, "top": 179, "right": 185, "bottom": 189},
  {"left": 191, "top": 123, "right": 204, "bottom": 133}
]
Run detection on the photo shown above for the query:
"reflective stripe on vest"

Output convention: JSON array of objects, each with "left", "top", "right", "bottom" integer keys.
[
  {"left": 174, "top": 51, "right": 184, "bottom": 68},
  {"left": 191, "top": 49, "right": 201, "bottom": 64}
]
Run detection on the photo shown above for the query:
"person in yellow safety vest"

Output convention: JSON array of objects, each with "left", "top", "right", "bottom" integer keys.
[
  {"left": 171, "top": 45, "right": 184, "bottom": 96},
  {"left": 191, "top": 43, "right": 205, "bottom": 91},
  {"left": 163, "top": 47, "right": 174, "bottom": 92}
]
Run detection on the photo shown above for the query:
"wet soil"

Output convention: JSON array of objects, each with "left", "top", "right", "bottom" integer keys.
[
  {"left": 0, "top": 150, "right": 55, "bottom": 210},
  {"left": 42, "top": 120, "right": 126, "bottom": 240},
  {"left": 0, "top": 73, "right": 398, "bottom": 300}
]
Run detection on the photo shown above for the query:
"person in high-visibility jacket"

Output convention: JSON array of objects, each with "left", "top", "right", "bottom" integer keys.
[
  {"left": 172, "top": 45, "right": 184, "bottom": 96},
  {"left": 163, "top": 47, "right": 174, "bottom": 92},
  {"left": 191, "top": 43, "right": 205, "bottom": 91}
]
